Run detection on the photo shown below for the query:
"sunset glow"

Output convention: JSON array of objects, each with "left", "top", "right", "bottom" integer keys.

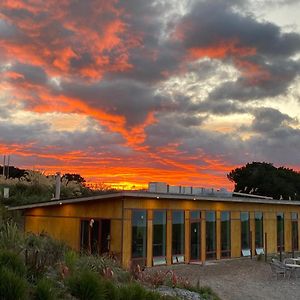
[{"left": 1, "top": 0, "right": 300, "bottom": 190}]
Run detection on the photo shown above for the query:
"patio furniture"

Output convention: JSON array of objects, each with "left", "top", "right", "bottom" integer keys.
[
  {"left": 284, "top": 258, "right": 300, "bottom": 279},
  {"left": 270, "top": 259, "right": 287, "bottom": 279}
]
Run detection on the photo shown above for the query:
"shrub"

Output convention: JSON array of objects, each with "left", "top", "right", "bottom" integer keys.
[
  {"left": 75, "top": 254, "right": 130, "bottom": 283},
  {"left": 102, "top": 279, "right": 120, "bottom": 300},
  {"left": 34, "top": 278, "right": 58, "bottom": 300},
  {"left": 25, "top": 232, "right": 68, "bottom": 282},
  {"left": 0, "top": 249, "right": 26, "bottom": 277},
  {"left": 0, "top": 221, "right": 24, "bottom": 252},
  {"left": 119, "top": 283, "right": 162, "bottom": 300},
  {"left": 66, "top": 270, "right": 106, "bottom": 300},
  {"left": 0, "top": 267, "right": 28, "bottom": 300}
]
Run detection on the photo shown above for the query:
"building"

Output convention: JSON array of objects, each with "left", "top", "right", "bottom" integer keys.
[{"left": 9, "top": 184, "right": 300, "bottom": 269}]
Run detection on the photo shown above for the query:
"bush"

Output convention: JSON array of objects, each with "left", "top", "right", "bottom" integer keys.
[
  {"left": 34, "top": 278, "right": 58, "bottom": 300},
  {"left": 0, "top": 267, "right": 28, "bottom": 300},
  {"left": 66, "top": 270, "right": 106, "bottom": 300},
  {"left": 0, "top": 250, "right": 26, "bottom": 277},
  {"left": 0, "top": 221, "right": 24, "bottom": 252},
  {"left": 102, "top": 279, "right": 120, "bottom": 300},
  {"left": 75, "top": 254, "right": 130, "bottom": 283},
  {"left": 119, "top": 283, "right": 162, "bottom": 300},
  {"left": 25, "top": 232, "right": 68, "bottom": 282}
]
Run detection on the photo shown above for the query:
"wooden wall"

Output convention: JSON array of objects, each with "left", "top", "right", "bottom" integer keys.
[
  {"left": 24, "top": 198, "right": 123, "bottom": 254},
  {"left": 23, "top": 196, "right": 300, "bottom": 269}
]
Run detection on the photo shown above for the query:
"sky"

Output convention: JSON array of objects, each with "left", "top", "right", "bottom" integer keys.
[{"left": 0, "top": 0, "right": 300, "bottom": 190}]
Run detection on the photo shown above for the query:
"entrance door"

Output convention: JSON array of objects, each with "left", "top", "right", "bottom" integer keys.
[
  {"left": 190, "top": 221, "right": 201, "bottom": 261},
  {"left": 80, "top": 219, "right": 111, "bottom": 255}
]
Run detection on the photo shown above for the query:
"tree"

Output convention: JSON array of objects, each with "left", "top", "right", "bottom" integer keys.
[
  {"left": 62, "top": 173, "right": 86, "bottom": 185},
  {"left": 227, "top": 162, "right": 300, "bottom": 200}
]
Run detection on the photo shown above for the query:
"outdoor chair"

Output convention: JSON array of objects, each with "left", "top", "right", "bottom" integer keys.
[
  {"left": 283, "top": 258, "right": 299, "bottom": 279},
  {"left": 270, "top": 259, "right": 288, "bottom": 279}
]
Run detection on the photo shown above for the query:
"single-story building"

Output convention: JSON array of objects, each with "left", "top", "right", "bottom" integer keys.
[{"left": 9, "top": 185, "right": 300, "bottom": 269}]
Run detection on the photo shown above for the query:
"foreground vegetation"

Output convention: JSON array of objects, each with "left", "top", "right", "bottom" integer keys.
[
  {"left": 0, "top": 170, "right": 115, "bottom": 206},
  {"left": 0, "top": 213, "right": 219, "bottom": 300}
]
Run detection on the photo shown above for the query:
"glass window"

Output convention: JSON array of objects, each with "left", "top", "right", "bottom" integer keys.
[
  {"left": 221, "top": 211, "right": 231, "bottom": 258},
  {"left": 241, "top": 212, "right": 250, "bottom": 250},
  {"left": 291, "top": 212, "right": 298, "bottom": 251},
  {"left": 132, "top": 210, "right": 147, "bottom": 259},
  {"left": 190, "top": 211, "right": 201, "bottom": 261},
  {"left": 255, "top": 212, "right": 263, "bottom": 248},
  {"left": 190, "top": 211, "right": 201, "bottom": 220},
  {"left": 172, "top": 211, "right": 184, "bottom": 256},
  {"left": 277, "top": 212, "right": 284, "bottom": 252},
  {"left": 153, "top": 210, "right": 166, "bottom": 257},
  {"left": 80, "top": 220, "right": 90, "bottom": 252},
  {"left": 206, "top": 211, "right": 216, "bottom": 259}
]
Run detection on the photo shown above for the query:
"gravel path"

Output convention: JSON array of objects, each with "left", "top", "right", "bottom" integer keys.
[{"left": 149, "top": 259, "right": 300, "bottom": 300}]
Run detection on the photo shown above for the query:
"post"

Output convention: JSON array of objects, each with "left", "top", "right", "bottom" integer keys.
[
  {"left": 264, "top": 232, "right": 268, "bottom": 262},
  {"left": 2, "top": 155, "right": 5, "bottom": 177},
  {"left": 250, "top": 231, "right": 252, "bottom": 259},
  {"left": 280, "top": 232, "right": 283, "bottom": 262}
]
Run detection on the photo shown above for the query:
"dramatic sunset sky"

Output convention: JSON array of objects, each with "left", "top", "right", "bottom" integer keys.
[{"left": 1, "top": 0, "right": 300, "bottom": 189}]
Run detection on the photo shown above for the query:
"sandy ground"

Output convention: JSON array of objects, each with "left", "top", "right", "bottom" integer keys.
[{"left": 147, "top": 258, "right": 300, "bottom": 300}]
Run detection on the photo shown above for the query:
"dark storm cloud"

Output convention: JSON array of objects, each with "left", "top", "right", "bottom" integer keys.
[
  {"left": 60, "top": 79, "right": 165, "bottom": 127},
  {"left": 104, "top": 0, "right": 183, "bottom": 83},
  {"left": 250, "top": 107, "right": 298, "bottom": 133},
  {"left": 0, "top": 120, "right": 50, "bottom": 143},
  {"left": 209, "top": 58, "right": 300, "bottom": 101},
  {"left": 181, "top": 0, "right": 300, "bottom": 57},
  {"left": 7, "top": 63, "right": 48, "bottom": 86},
  {"left": 246, "top": 127, "right": 300, "bottom": 165}
]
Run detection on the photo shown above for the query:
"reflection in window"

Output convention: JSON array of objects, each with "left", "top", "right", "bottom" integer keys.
[
  {"left": 206, "top": 211, "right": 216, "bottom": 259},
  {"left": 132, "top": 210, "right": 147, "bottom": 259},
  {"left": 221, "top": 211, "right": 231, "bottom": 258},
  {"left": 292, "top": 212, "right": 298, "bottom": 251},
  {"left": 241, "top": 212, "right": 250, "bottom": 250},
  {"left": 153, "top": 210, "right": 166, "bottom": 257},
  {"left": 172, "top": 211, "right": 184, "bottom": 256},
  {"left": 255, "top": 212, "right": 263, "bottom": 248},
  {"left": 277, "top": 212, "right": 284, "bottom": 252}
]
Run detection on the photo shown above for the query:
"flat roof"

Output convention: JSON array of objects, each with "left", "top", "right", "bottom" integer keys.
[{"left": 8, "top": 190, "right": 300, "bottom": 211}]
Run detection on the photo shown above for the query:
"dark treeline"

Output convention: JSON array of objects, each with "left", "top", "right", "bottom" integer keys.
[{"left": 228, "top": 162, "right": 300, "bottom": 200}]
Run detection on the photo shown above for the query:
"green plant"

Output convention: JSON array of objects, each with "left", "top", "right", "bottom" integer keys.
[
  {"left": 0, "top": 221, "right": 24, "bottom": 252},
  {"left": 0, "top": 249, "right": 26, "bottom": 276},
  {"left": 66, "top": 270, "right": 106, "bottom": 300},
  {"left": 75, "top": 254, "right": 130, "bottom": 283},
  {"left": 118, "top": 282, "right": 162, "bottom": 300},
  {"left": 64, "top": 249, "right": 78, "bottom": 273},
  {"left": 0, "top": 267, "right": 28, "bottom": 300},
  {"left": 34, "top": 278, "right": 58, "bottom": 300},
  {"left": 25, "top": 232, "right": 68, "bottom": 282},
  {"left": 102, "top": 279, "right": 120, "bottom": 300},
  {"left": 185, "top": 285, "right": 221, "bottom": 300}
]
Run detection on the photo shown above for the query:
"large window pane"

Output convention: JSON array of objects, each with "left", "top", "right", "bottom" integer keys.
[
  {"left": 221, "top": 211, "right": 231, "bottom": 258},
  {"left": 277, "top": 212, "right": 284, "bottom": 252},
  {"left": 206, "top": 211, "right": 216, "bottom": 259},
  {"left": 190, "top": 211, "right": 201, "bottom": 261},
  {"left": 132, "top": 210, "right": 147, "bottom": 259},
  {"left": 80, "top": 220, "right": 90, "bottom": 252},
  {"left": 153, "top": 211, "right": 166, "bottom": 257},
  {"left": 292, "top": 212, "right": 298, "bottom": 251},
  {"left": 172, "top": 211, "right": 184, "bottom": 256},
  {"left": 255, "top": 212, "right": 263, "bottom": 248},
  {"left": 241, "top": 212, "right": 250, "bottom": 250}
]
